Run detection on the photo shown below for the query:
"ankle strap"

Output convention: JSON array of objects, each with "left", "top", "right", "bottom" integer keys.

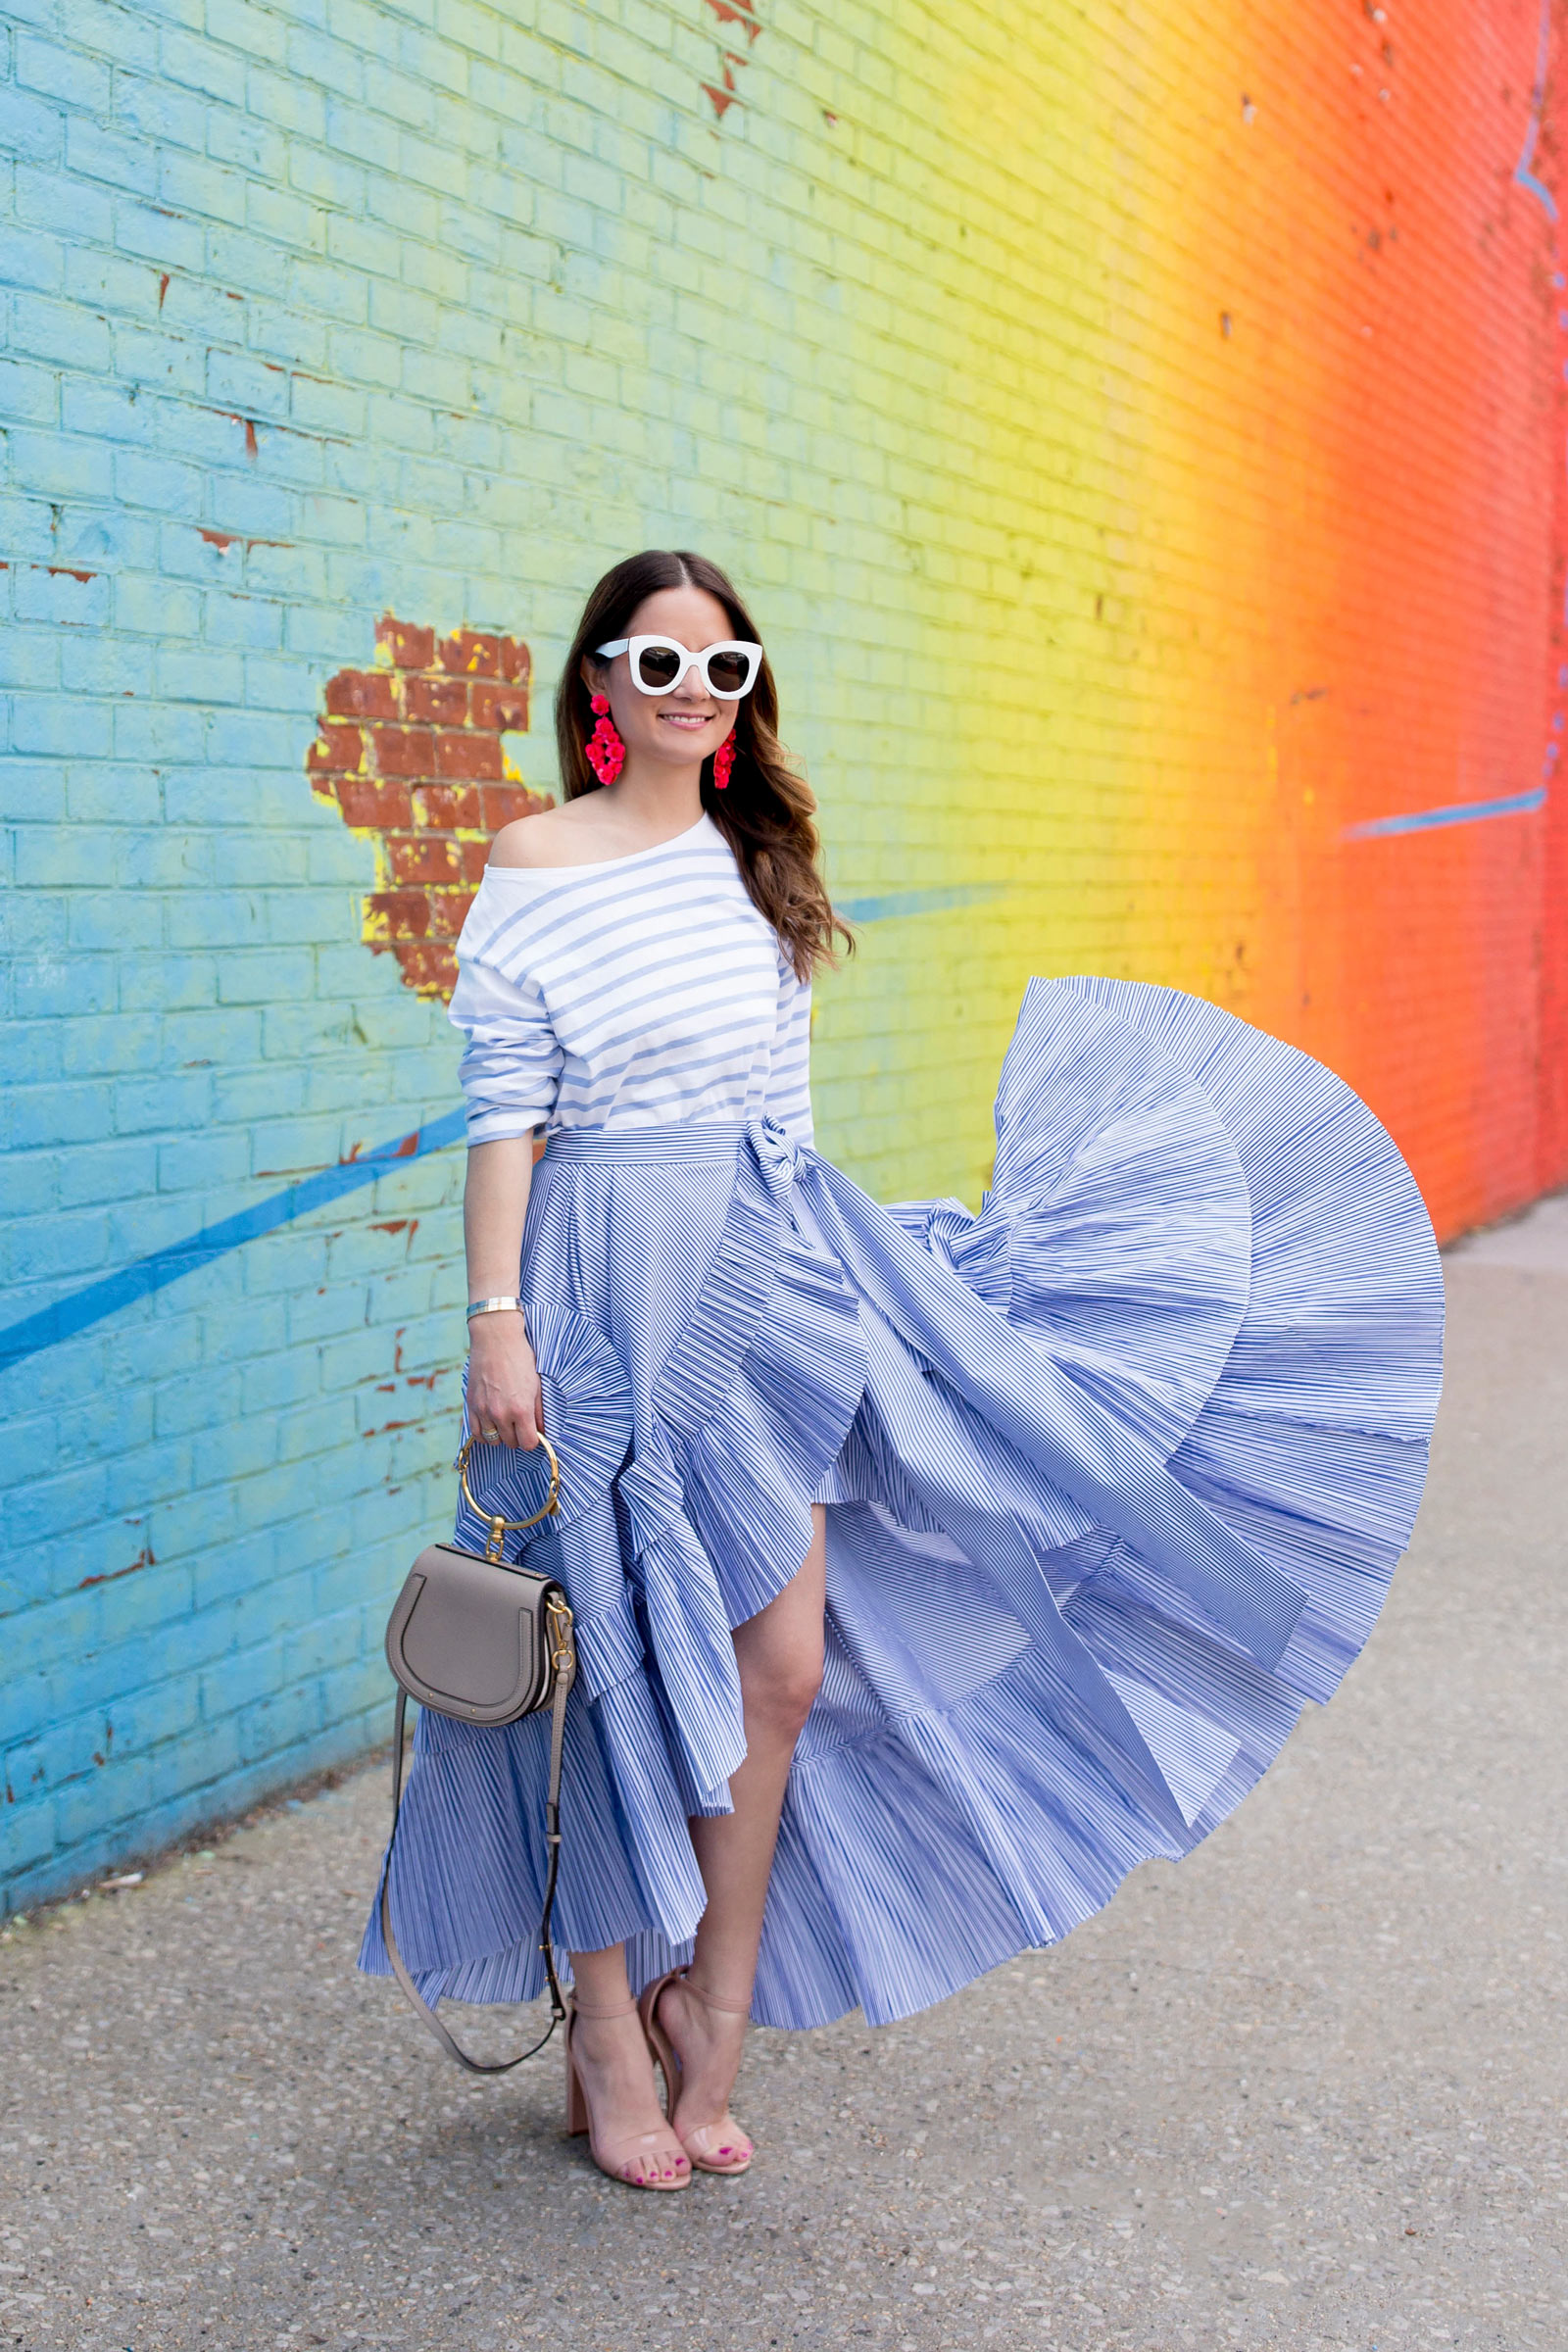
[
  {"left": 680, "top": 1972, "right": 753, "bottom": 2017},
  {"left": 569, "top": 1993, "right": 638, "bottom": 2020}
]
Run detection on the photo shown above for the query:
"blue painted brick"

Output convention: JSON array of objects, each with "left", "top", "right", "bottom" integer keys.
[
  {"left": 11, "top": 693, "right": 114, "bottom": 760},
  {"left": 160, "top": 25, "right": 248, "bottom": 107},
  {"left": 14, "top": 566, "right": 112, "bottom": 628},
  {"left": 17, "top": 31, "right": 114, "bottom": 111},
  {"left": 114, "top": 448, "right": 209, "bottom": 519},
  {"left": 0, "top": 357, "right": 60, "bottom": 426},
  {"left": 113, "top": 67, "right": 209, "bottom": 150},
  {"left": 111, "top": 699, "right": 208, "bottom": 761},
  {"left": 59, "top": 377, "right": 158, "bottom": 445},
  {"left": 113, "top": 200, "right": 207, "bottom": 271},
  {"left": 203, "top": 591, "right": 286, "bottom": 650},
  {"left": 0, "top": 232, "right": 66, "bottom": 297},
  {"left": 63, "top": 115, "right": 157, "bottom": 194},
  {"left": 205, "top": 473, "right": 294, "bottom": 539},
  {"left": 0, "top": 497, "right": 62, "bottom": 564},
  {"left": 205, "top": 0, "right": 287, "bottom": 67},
  {"left": 113, "top": 572, "right": 202, "bottom": 637},
  {"left": 13, "top": 953, "right": 116, "bottom": 1017},
  {"left": 56, "top": 0, "right": 160, "bottom": 71},
  {"left": 65, "top": 247, "right": 163, "bottom": 320},
  {"left": 55, "top": 1140, "right": 161, "bottom": 1210},
  {"left": 159, "top": 149, "right": 248, "bottom": 227},
  {"left": 0, "top": 630, "right": 64, "bottom": 693},
  {"left": 5, "top": 1078, "right": 115, "bottom": 1152},
  {"left": 0, "top": 84, "right": 64, "bottom": 165},
  {"left": 111, "top": 1069, "right": 215, "bottom": 1134},
  {"left": 7, "top": 427, "right": 114, "bottom": 501}
]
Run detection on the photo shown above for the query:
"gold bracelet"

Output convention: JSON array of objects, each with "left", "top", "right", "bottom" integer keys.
[{"left": 466, "top": 1297, "right": 523, "bottom": 1320}]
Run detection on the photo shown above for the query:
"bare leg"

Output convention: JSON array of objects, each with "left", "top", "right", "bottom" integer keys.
[
  {"left": 565, "top": 1941, "right": 690, "bottom": 2186},
  {"left": 662, "top": 1505, "right": 828, "bottom": 2143}
]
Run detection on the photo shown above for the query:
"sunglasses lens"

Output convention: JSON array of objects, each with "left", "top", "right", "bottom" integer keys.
[
  {"left": 635, "top": 644, "right": 682, "bottom": 691},
  {"left": 707, "top": 649, "right": 751, "bottom": 696}
]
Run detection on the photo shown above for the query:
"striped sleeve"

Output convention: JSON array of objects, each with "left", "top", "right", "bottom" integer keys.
[
  {"left": 767, "top": 959, "right": 814, "bottom": 1147},
  {"left": 449, "top": 944, "right": 564, "bottom": 1145}
]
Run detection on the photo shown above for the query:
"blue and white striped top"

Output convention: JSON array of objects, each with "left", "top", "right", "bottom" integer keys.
[{"left": 449, "top": 814, "right": 813, "bottom": 1145}]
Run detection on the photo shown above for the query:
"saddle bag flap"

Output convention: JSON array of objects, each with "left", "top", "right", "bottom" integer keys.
[{"left": 385, "top": 1542, "right": 560, "bottom": 1726}]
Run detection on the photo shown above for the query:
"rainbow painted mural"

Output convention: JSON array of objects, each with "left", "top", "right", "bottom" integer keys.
[{"left": 3, "top": 0, "right": 1564, "bottom": 1906}]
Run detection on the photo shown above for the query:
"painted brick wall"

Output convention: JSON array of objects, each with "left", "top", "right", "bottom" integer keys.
[{"left": 3, "top": 0, "right": 1564, "bottom": 1910}]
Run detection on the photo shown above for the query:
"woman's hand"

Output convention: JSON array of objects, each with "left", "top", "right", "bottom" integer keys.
[{"left": 466, "top": 1312, "right": 544, "bottom": 1449}]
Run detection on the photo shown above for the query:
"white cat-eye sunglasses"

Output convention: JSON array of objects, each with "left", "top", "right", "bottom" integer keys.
[{"left": 595, "top": 635, "right": 763, "bottom": 699}]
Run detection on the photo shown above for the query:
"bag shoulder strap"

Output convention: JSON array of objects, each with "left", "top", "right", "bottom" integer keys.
[{"left": 378, "top": 1642, "right": 575, "bottom": 2074}]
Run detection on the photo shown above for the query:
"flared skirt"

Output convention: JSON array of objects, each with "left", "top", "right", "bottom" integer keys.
[{"left": 358, "top": 977, "right": 1444, "bottom": 2029}]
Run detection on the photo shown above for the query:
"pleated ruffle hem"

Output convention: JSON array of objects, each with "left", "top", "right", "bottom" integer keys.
[{"left": 358, "top": 978, "right": 1444, "bottom": 2030}]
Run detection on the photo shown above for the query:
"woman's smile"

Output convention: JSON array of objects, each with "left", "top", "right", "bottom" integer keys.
[{"left": 659, "top": 709, "right": 714, "bottom": 729}]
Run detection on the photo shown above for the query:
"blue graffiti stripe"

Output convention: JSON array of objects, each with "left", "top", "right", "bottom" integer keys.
[
  {"left": 0, "top": 1108, "right": 467, "bottom": 1371},
  {"left": 837, "top": 883, "right": 1006, "bottom": 923},
  {"left": 1343, "top": 787, "right": 1547, "bottom": 841},
  {"left": 0, "top": 887, "right": 1008, "bottom": 1371}
]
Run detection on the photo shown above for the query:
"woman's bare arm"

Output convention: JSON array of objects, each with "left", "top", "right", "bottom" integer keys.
[{"left": 463, "top": 1137, "right": 543, "bottom": 1448}]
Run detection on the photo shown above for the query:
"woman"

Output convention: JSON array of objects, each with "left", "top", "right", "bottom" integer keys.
[{"left": 362, "top": 550, "right": 1444, "bottom": 2191}]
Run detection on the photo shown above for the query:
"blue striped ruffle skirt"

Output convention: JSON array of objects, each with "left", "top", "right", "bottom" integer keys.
[{"left": 358, "top": 977, "right": 1444, "bottom": 2030}]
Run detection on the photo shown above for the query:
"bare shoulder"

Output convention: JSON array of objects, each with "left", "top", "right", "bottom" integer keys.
[{"left": 488, "top": 801, "right": 616, "bottom": 870}]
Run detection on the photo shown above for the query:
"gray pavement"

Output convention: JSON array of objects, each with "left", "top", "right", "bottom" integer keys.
[{"left": 3, "top": 1207, "right": 1567, "bottom": 2352}]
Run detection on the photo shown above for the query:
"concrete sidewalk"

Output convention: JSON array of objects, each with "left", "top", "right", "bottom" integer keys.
[{"left": 3, "top": 1210, "right": 1566, "bottom": 2352}]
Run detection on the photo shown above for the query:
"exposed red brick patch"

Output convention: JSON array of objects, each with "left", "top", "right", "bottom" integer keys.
[
  {"left": 308, "top": 615, "right": 548, "bottom": 999},
  {"left": 702, "top": 0, "right": 760, "bottom": 116}
]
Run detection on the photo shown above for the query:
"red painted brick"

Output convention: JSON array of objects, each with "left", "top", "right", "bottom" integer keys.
[
  {"left": 393, "top": 941, "right": 459, "bottom": 994},
  {"left": 405, "top": 674, "right": 469, "bottom": 724},
  {"left": 333, "top": 777, "right": 413, "bottom": 830},
  {"left": 365, "top": 889, "right": 432, "bottom": 941},
  {"left": 439, "top": 628, "right": 504, "bottom": 678},
  {"left": 390, "top": 834, "right": 465, "bottom": 885},
  {"left": 325, "top": 670, "right": 399, "bottom": 720},
  {"left": 412, "top": 782, "right": 484, "bottom": 829},
  {"left": 310, "top": 617, "right": 549, "bottom": 999},
  {"left": 377, "top": 614, "right": 435, "bottom": 669},
  {"left": 425, "top": 887, "right": 477, "bottom": 939},
  {"left": 372, "top": 725, "right": 438, "bottom": 779},
  {"left": 471, "top": 681, "right": 529, "bottom": 732},
  {"left": 306, "top": 721, "right": 365, "bottom": 776},
  {"left": 480, "top": 784, "right": 548, "bottom": 828},
  {"left": 434, "top": 729, "right": 503, "bottom": 782}
]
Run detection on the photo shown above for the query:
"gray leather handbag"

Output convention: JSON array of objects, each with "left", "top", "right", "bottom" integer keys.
[{"left": 380, "top": 1433, "right": 577, "bottom": 2075}]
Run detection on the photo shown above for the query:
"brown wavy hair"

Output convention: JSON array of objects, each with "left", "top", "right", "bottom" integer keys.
[{"left": 554, "top": 550, "right": 853, "bottom": 982}]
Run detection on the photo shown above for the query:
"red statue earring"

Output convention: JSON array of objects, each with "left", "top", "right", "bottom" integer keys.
[
  {"left": 712, "top": 736, "right": 736, "bottom": 790},
  {"left": 585, "top": 694, "right": 625, "bottom": 785}
]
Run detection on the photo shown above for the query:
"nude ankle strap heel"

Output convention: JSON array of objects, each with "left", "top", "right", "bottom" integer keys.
[
  {"left": 638, "top": 1969, "right": 755, "bottom": 2177},
  {"left": 564, "top": 1995, "right": 691, "bottom": 2191}
]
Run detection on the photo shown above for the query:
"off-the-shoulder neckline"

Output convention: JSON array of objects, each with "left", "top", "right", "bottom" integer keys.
[{"left": 482, "top": 812, "right": 714, "bottom": 878}]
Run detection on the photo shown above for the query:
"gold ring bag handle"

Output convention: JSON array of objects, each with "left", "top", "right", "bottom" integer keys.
[
  {"left": 457, "top": 1430, "right": 561, "bottom": 1557},
  {"left": 380, "top": 1432, "right": 576, "bottom": 2076}
]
